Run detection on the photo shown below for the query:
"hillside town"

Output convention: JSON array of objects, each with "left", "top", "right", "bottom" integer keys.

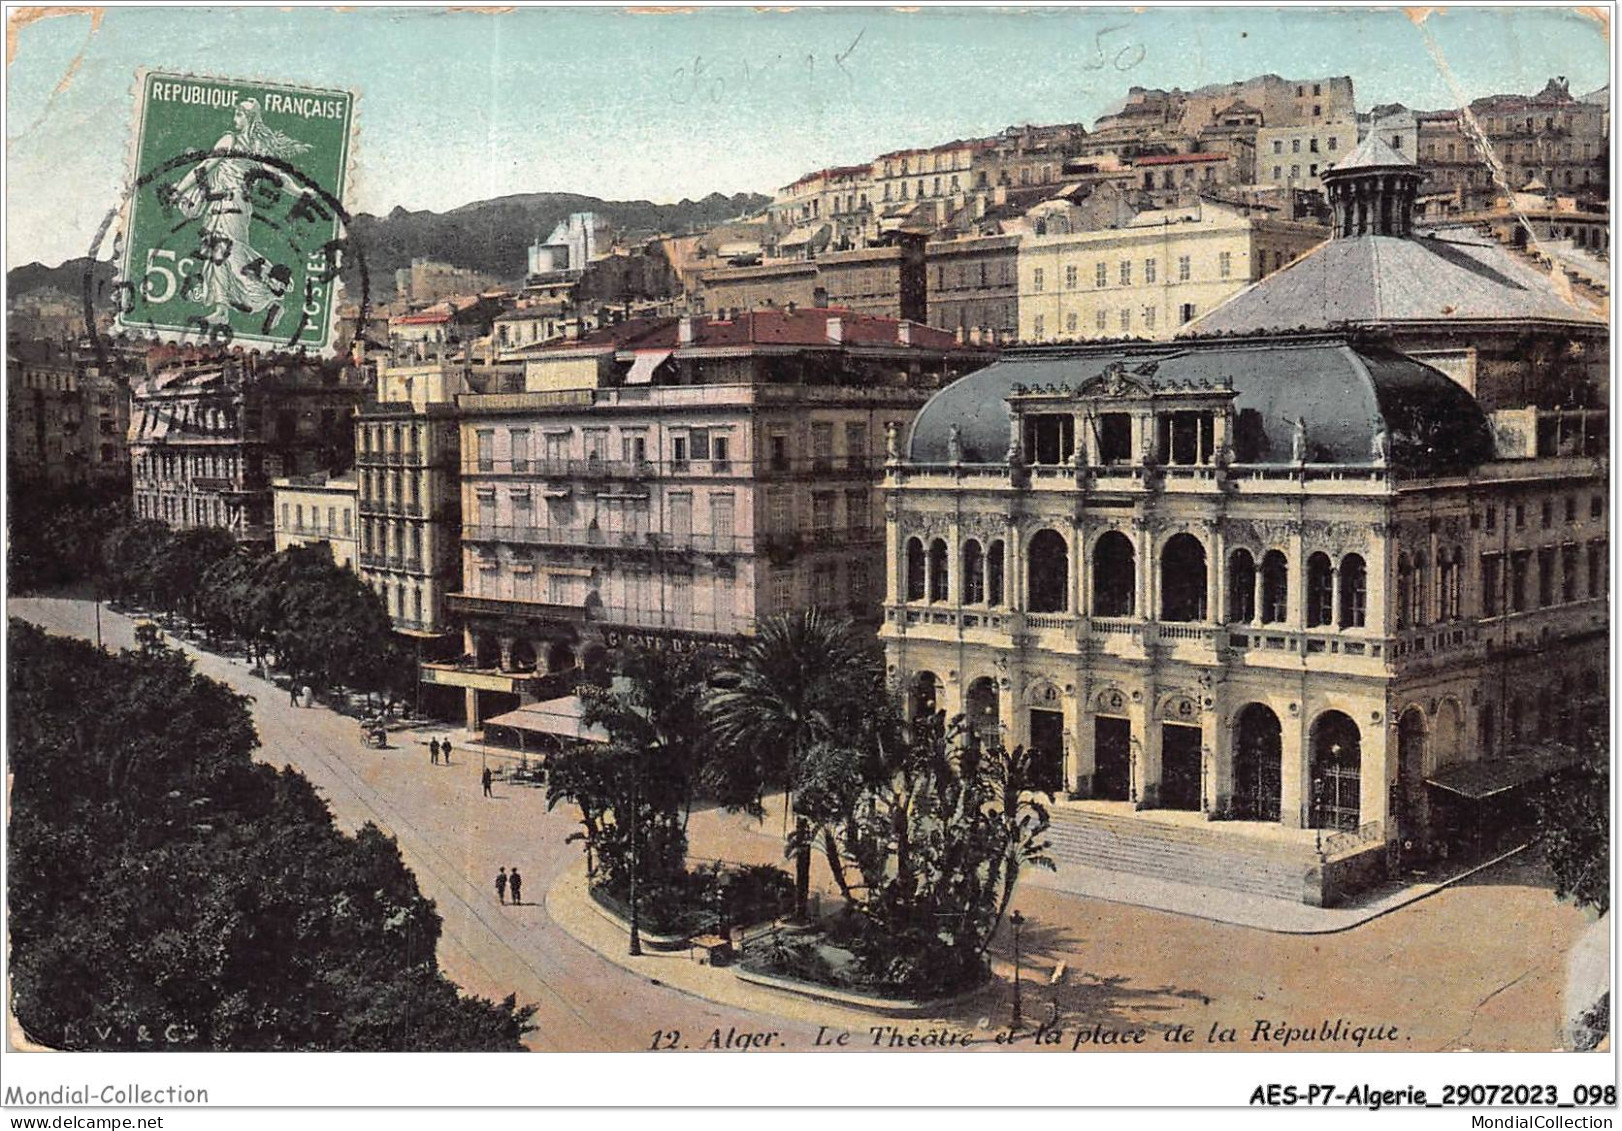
[{"left": 7, "top": 57, "right": 1612, "bottom": 1063}]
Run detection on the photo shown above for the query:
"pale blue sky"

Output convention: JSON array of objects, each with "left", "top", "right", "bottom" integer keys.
[{"left": 6, "top": 4, "right": 1610, "bottom": 268}]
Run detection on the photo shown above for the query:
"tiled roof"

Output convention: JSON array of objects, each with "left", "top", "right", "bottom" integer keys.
[{"left": 1182, "top": 227, "right": 1605, "bottom": 335}]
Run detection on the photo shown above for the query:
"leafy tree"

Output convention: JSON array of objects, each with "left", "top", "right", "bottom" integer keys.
[
  {"left": 548, "top": 645, "right": 712, "bottom": 897},
  {"left": 1533, "top": 718, "right": 1610, "bottom": 915},
  {"left": 100, "top": 519, "right": 176, "bottom": 606},
  {"left": 705, "top": 610, "right": 885, "bottom": 919},
  {"left": 7, "top": 619, "right": 534, "bottom": 1050},
  {"left": 6, "top": 471, "right": 133, "bottom": 593},
  {"left": 148, "top": 526, "right": 237, "bottom": 625},
  {"left": 837, "top": 712, "right": 1055, "bottom": 993}
]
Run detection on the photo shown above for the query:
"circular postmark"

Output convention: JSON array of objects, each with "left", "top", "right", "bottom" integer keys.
[{"left": 82, "top": 146, "right": 370, "bottom": 369}]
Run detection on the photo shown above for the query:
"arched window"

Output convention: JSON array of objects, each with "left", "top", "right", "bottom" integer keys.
[
  {"left": 987, "top": 540, "right": 1005, "bottom": 606},
  {"left": 928, "top": 539, "right": 949, "bottom": 602},
  {"left": 1439, "top": 547, "right": 1462, "bottom": 620},
  {"left": 509, "top": 639, "right": 538, "bottom": 672},
  {"left": 962, "top": 540, "right": 985, "bottom": 605},
  {"left": 909, "top": 671, "right": 940, "bottom": 721},
  {"left": 1233, "top": 703, "right": 1283, "bottom": 821},
  {"left": 1227, "top": 548, "right": 1256, "bottom": 624},
  {"left": 1092, "top": 531, "right": 1135, "bottom": 617},
  {"left": 965, "top": 677, "right": 1000, "bottom": 747},
  {"left": 1396, "top": 553, "right": 1412, "bottom": 629},
  {"left": 1306, "top": 552, "right": 1334, "bottom": 627},
  {"left": 1309, "top": 710, "right": 1362, "bottom": 831},
  {"left": 905, "top": 537, "right": 926, "bottom": 601},
  {"left": 1027, "top": 529, "right": 1069, "bottom": 613},
  {"left": 1339, "top": 554, "right": 1367, "bottom": 628},
  {"left": 1409, "top": 552, "right": 1429, "bottom": 626},
  {"left": 1260, "top": 550, "right": 1288, "bottom": 624},
  {"left": 1160, "top": 533, "right": 1208, "bottom": 622}
]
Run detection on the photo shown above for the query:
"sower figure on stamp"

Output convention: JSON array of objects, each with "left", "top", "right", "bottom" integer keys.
[
  {"left": 508, "top": 868, "right": 522, "bottom": 906},
  {"left": 165, "top": 99, "right": 310, "bottom": 329},
  {"left": 496, "top": 867, "right": 507, "bottom": 905}
]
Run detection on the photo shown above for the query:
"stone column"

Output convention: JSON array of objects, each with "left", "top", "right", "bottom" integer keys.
[
  {"left": 1330, "top": 565, "right": 1342, "bottom": 630},
  {"left": 1070, "top": 679, "right": 1092, "bottom": 796},
  {"left": 1208, "top": 528, "right": 1223, "bottom": 624},
  {"left": 1006, "top": 523, "right": 1023, "bottom": 612},
  {"left": 1140, "top": 529, "right": 1156, "bottom": 622},
  {"left": 1288, "top": 524, "right": 1306, "bottom": 630},
  {"left": 1281, "top": 705, "right": 1307, "bottom": 829},
  {"left": 1071, "top": 521, "right": 1085, "bottom": 616},
  {"left": 1138, "top": 691, "right": 1161, "bottom": 809}
]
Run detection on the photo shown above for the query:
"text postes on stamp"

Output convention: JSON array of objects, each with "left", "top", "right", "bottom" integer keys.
[{"left": 114, "top": 72, "right": 355, "bottom": 354}]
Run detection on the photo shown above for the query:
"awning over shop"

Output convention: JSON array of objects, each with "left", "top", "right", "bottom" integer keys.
[
  {"left": 483, "top": 696, "right": 608, "bottom": 743},
  {"left": 625, "top": 350, "right": 672, "bottom": 385},
  {"left": 1426, "top": 749, "right": 1581, "bottom": 800}
]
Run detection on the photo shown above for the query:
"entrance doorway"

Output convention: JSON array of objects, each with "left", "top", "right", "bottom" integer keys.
[
  {"left": 1160, "top": 723, "right": 1202, "bottom": 811},
  {"left": 1028, "top": 709, "right": 1065, "bottom": 794},
  {"left": 1093, "top": 716, "right": 1131, "bottom": 801},
  {"left": 1309, "top": 710, "right": 1362, "bottom": 830},
  {"left": 1232, "top": 704, "right": 1283, "bottom": 821}
]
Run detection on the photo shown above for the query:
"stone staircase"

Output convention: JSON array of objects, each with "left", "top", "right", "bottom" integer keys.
[{"left": 1044, "top": 806, "right": 1319, "bottom": 902}]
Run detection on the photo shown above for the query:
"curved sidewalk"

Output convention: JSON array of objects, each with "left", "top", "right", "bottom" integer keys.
[
  {"left": 681, "top": 800, "right": 1529, "bottom": 935},
  {"left": 545, "top": 860, "right": 1011, "bottom": 1034}
]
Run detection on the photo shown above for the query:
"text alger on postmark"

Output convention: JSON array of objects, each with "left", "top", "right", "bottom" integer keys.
[{"left": 114, "top": 72, "right": 356, "bottom": 355}]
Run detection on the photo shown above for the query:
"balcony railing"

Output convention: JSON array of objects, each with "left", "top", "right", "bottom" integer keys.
[
  {"left": 445, "top": 593, "right": 588, "bottom": 622},
  {"left": 463, "top": 524, "right": 758, "bottom": 554}
]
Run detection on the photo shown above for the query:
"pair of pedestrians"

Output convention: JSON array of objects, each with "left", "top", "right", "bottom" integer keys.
[
  {"left": 495, "top": 866, "right": 523, "bottom": 905},
  {"left": 428, "top": 737, "right": 453, "bottom": 765}
]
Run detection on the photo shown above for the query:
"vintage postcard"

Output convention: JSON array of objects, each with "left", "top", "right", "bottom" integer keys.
[{"left": 2, "top": 2, "right": 1613, "bottom": 1121}]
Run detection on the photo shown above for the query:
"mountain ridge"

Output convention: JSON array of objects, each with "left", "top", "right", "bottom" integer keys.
[{"left": 9, "top": 189, "right": 771, "bottom": 305}]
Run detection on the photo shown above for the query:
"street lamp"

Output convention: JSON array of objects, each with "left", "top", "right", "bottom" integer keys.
[
  {"left": 1009, "top": 909, "right": 1025, "bottom": 1032},
  {"left": 628, "top": 755, "right": 642, "bottom": 957}
]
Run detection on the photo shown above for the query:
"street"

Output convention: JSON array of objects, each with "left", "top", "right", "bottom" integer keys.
[{"left": 7, "top": 596, "right": 1596, "bottom": 1053}]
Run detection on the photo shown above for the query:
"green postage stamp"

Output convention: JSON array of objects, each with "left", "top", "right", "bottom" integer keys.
[{"left": 114, "top": 71, "right": 356, "bottom": 353}]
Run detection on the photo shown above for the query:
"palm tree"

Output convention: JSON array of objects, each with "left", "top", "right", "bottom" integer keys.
[{"left": 705, "top": 609, "right": 882, "bottom": 921}]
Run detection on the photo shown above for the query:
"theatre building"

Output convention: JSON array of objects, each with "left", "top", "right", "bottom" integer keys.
[{"left": 882, "top": 337, "right": 1606, "bottom": 904}]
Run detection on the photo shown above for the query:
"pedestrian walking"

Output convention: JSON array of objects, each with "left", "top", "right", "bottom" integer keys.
[
  {"left": 481, "top": 766, "right": 493, "bottom": 797},
  {"left": 289, "top": 682, "right": 300, "bottom": 706},
  {"left": 429, "top": 737, "right": 440, "bottom": 765},
  {"left": 300, "top": 684, "right": 313, "bottom": 708},
  {"left": 441, "top": 742, "right": 451, "bottom": 765},
  {"left": 508, "top": 868, "right": 522, "bottom": 906},
  {"left": 495, "top": 867, "right": 508, "bottom": 905}
]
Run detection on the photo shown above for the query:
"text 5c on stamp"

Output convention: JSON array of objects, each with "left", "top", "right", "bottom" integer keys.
[{"left": 114, "top": 71, "right": 355, "bottom": 354}]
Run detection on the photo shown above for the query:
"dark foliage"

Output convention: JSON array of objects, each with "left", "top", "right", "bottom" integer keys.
[
  {"left": 1533, "top": 719, "right": 1610, "bottom": 915},
  {"left": 7, "top": 620, "right": 534, "bottom": 1050},
  {"left": 7, "top": 473, "right": 133, "bottom": 594}
]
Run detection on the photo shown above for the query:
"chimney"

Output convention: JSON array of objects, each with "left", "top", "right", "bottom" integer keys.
[
  {"left": 826, "top": 315, "right": 843, "bottom": 345},
  {"left": 994, "top": 184, "right": 1008, "bottom": 206},
  {"left": 678, "top": 315, "right": 694, "bottom": 345},
  {"left": 955, "top": 325, "right": 965, "bottom": 345},
  {"left": 897, "top": 320, "right": 911, "bottom": 346},
  {"left": 970, "top": 326, "right": 983, "bottom": 346}
]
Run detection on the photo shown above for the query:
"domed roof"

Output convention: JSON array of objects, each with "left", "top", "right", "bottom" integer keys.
[{"left": 907, "top": 340, "right": 1494, "bottom": 471}]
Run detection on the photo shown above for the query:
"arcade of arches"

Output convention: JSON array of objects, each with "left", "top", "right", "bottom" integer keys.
[
  {"left": 902, "top": 666, "right": 1391, "bottom": 830},
  {"left": 897, "top": 526, "right": 1374, "bottom": 632}
]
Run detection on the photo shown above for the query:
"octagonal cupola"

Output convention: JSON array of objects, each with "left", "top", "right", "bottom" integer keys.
[{"left": 1321, "top": 134, "right": 1425, "bottom": 239}]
